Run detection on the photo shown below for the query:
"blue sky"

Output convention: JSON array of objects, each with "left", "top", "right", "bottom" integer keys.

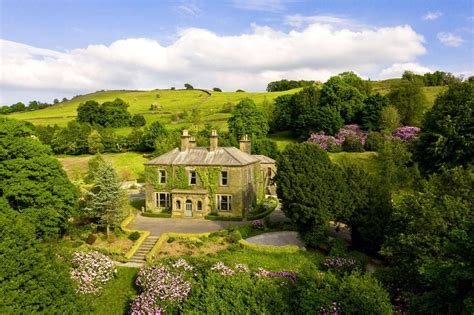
[{"left": 1, "top": 0, "right": 473, "bottom": 103}]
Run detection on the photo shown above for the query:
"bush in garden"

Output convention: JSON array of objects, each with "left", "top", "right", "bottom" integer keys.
[
  {"left": 128, "top": 231, "right": 141, "bottom": 241},
  {"left": 70, "top": 251, "right": 115, "bottom": 295},
  {"left": 392, "top": 126, "right": 421, "bottom": 141},
  {"left": 85, "top": 234, "right": 97, "bottom": 245},
  {"left": 364, "top": 131, "right": 386, "bottom": 151},
  {"left": 322, "top": 257, "right": 359, "bottom": 275},
  {"left": 131, "top": 264, "right": 192, "bottom": 313},
  {"left": 252, "top": 219, "right": 265, "bottom": 230},
  {"left": 342, "top": 135, "right": 364, "bottom": 152},
  {"left": 225, "top": 230, "right": 242, "bottom": 243},
  {"left": 181, "top": 270, "right": 292, "bottom": 314},
  {"left": 292, "top": 271, "right": 392, "bottom": 314}
]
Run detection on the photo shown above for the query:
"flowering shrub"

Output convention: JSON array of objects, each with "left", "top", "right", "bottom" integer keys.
[
  {"left": 308, "top": 124, "right": 368, "bottom": 151},
  {"left": 322, "top": 257, "right": 359, "bottom": 274},
  {"left": 392, "top": 126, "right": 421, "bottom": 140},
  {"left": 252, "top": 220, "right": 264, "bottom": 230},
  {"left": 318, "top": 302, "right": 340, "bottom": 315},
  {"left": 211, "top": 262, "right": 235, "bottom": 276},
  {"left": 70, "top": 251, "right": 115, "bottom": 295},
  {"left": 172, "top": 258, "right": 194, "bottom": 272},
  {"left": 131, "top": 264, "right": 192, "bottom": 313},
  {"left": 255, "top": 268, "right": 297, "bottom": 283},
  {"left": 234, "top": 263, "right": 250, "bottom": 273}
]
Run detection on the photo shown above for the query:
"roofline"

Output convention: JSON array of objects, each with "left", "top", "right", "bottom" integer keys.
[{"left": 144, "top": 161, "right": 259, "bottom": 167}]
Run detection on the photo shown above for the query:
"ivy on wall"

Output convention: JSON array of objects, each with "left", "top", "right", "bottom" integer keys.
[
  {"left": 144, "top": 165, "right": 189, "bottom": 191},
  {"left": 253, "top": 164, "right": 264, "bottom": 204},
  {"left": 196, "top": 167, "right": 221, "bottom": 214}
]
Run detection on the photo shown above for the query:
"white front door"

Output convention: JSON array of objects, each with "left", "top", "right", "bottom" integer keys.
[{"left": 185, "top": 200, "right": 193, "bottom": 217}]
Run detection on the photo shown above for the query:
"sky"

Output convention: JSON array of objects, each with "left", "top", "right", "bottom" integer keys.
[{"left": 0, "top": 0, "right": 473, "bottom": 104}]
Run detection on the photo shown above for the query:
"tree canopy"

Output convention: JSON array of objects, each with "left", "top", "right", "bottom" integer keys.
[
  {"left": 388, "top": 80, "right": 428, "bottom": 126},
  {"left": 415, "top": 81, "right": 474, "bottom": 174},
  {"left": 228, "top": 98, "right": 269, "bottom": 139}
]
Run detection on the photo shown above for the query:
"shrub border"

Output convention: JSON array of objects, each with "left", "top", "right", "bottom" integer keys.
[
  {"left": 142, "top": 212, "right": 172, "bottom": 218},
  {"left": 246, "top": 198, "right": 279, "bottom": 221},
  {"left": 121, "top": 213, "right": 151, "bottom": 259},
  {"left": 204, "top": 214, "right": 243, "bottom": 221}
]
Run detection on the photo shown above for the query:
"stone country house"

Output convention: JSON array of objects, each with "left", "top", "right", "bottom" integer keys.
[{"left": 144, "top": 130, "right": 276, "bottom": 218}]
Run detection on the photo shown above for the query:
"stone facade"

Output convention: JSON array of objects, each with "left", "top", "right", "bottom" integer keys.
[{"left": 144, "top": 130, "right": 276, "bottom": 218}]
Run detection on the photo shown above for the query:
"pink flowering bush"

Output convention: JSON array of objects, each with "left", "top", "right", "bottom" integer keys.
[
  {"left": 308, "top": 124, "right": 368, "bottom": 151},
  {"left": 252, "top": 219, "right": 265, "bottom": 230},
  {"left": 255, "top": 268, "right": 297, "bottom": 283},
  {"left": 130, "top": 264, "right": 192, "bottom": 314},
  {"left": 392, "top": 126, "right": 421, "bottom": 140},
  {"left": 322, "top": 257, "right": 359, "bottom": 275},
  {"left": 70, "top": 251, "right": 115, "bottom": 295},
  {"left": 210, "top": 262, "right": 235, "bottom": 276},
  {"left": 318, "top": 302, "right": 340, "bottom": 315},
  {"left": 234, "top": 263, "right": 250, "bottom": 273}
]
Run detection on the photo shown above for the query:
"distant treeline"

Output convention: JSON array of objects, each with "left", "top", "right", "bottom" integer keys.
[
  {"left": 266, "top": 79, "right": 318, "bottom": 92},
  {"left": 402, "top": 70, "right": 463, "bottom": 86},
  {"left": 1, "top": 98, "right": 69, "bottom": 115}
]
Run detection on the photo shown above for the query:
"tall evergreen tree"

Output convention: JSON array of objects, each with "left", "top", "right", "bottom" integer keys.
[{"left": 84, "top": 161, "right": 126, "bottom": 236}]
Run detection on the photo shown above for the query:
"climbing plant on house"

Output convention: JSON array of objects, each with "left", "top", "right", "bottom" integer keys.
[{"left": 196, "top": 167, "right": 221, "bottom": 213}]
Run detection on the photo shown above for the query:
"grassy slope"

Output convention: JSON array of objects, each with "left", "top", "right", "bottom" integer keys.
[
  {"left": 90, "top": 266, "right": 138, "bottom": 315},
  {"left": 9, "top": 89, "right": 298, "bottom": 128},
  {"left": 58, "top": 152, "right": 148, "bottom": 181},
  {"left": 328, "top": 151, "right": 378, "bottom": 173}
]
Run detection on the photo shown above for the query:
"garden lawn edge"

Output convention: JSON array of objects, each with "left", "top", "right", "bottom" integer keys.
[{"left": 121, "top": 213, "right": 151, "bottom": 259}]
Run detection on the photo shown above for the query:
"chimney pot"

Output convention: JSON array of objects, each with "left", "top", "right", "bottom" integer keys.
[
  {"left": 210, "top": 129, "right": 218, "bottom": 152},
  {"left": 181, "top": 129, "right": 190, "bottom": 151},
  {"left": 239, "top": 134, "right": 251, "bottom": 154}
]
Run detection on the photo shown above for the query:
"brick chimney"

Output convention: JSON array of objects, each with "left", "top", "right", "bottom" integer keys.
[
  {"left": 181, "top": 130, "right": 190, "bottom": 151},
  {"left": 189, "top": 136, "right": 196, "bottom": 148},
  {"left": 210, "top": 130, "right": 218, "bottom": 152},
  {"left": 239, "top": 134, "right": 251, "bottom": 154}
]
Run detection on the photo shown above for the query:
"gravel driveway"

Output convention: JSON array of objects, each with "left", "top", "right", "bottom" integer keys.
[{"left": 245, "top": 231, "right": 305, "bottom": 248}]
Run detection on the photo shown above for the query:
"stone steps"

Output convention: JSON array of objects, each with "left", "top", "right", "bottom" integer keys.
[{"left": 129, "top": 235, "right": 159, "bottom": 263}]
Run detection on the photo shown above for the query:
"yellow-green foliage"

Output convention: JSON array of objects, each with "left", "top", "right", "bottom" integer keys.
[
  {"left": 145, "top": 165, "right": 188, "bottom": 190},
  {"left": 238, "top": 239, "right": 300, "bottom": 253},
  {"left": 9, "top": 89, "right": 299, "bottom": 128}
]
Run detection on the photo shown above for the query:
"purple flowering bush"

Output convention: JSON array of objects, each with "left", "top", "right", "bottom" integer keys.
[
  {"left": 322, "top": 257, "right": 359, "bottom": 275},
  {"left": 255, "top": 268, "right": 297, "bottom": 283},
  {"left": 252, "top": 219, "right": 265, "bottom": 230},
  {"left": 392, "top": 126, "right": 421, "bottom": 140},
  {"left": 130, "top": 264, "right": 192, "bottom": 314},
  {"left": 210, "top": 262, "right": 235, "bottom": 276},
  {"left": 308, "top": 124, "right": 368, "bottom": 151},
  {"left": 70, "top": 251, "right": 116, "bottom": 295}
]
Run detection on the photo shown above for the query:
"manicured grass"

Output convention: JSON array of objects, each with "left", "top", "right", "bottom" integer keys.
[
  {"left": 268, "top": 130, "right": 297, "bottom": 151},
  {"left": 209, "top": 246, "right": 324, "bottom": 273},
  {"left": 328, "top": 151, "right": 378, "bottom": 173},
  {"left": 58, "top": 152, "right": 148, "bottom": 181},
  {"left": 90, "top": 266, "right": 139, "bottom": 315}
]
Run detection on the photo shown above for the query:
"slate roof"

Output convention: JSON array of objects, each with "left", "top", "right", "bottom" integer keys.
[
  {"left": 253, "top": 155, "right": 276, "bottom": 164},
  {"left": 145, "top": 147, "right": 266, "bottom": 166}
]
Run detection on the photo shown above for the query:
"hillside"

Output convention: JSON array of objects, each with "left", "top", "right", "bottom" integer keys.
[
  {"left": 8, "top": 89, "right": 299, "bottom": 131},
  {"left": 8, "top": 81, "right": 447, "bottom": 135}
]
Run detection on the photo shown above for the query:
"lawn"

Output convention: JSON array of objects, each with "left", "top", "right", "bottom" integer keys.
[
  {"left": 268, "top": 130, "right": 297, "bottom": 151},
  {"left": 58, "top": 152, "right": 148, "bottom": 181},
  {"left": 328, "top": 151, "right": 378, "bottom": 173},
  {"left": 89, "top": 266, "right": 139, "bottom": 315}
]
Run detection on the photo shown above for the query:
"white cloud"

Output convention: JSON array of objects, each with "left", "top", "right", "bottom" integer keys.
[
  {"left": 284, "top": 14, "right": 366, "bottom": 29},
  {"left": 423, "top": 11, "right": 442, "bottom": 21},
  {"left": 380, "top": 62, "right": 432, "bottom": 78},
  {"left": 437, "top": 32, "right": 464, "bottom": 47},
  {"left": 0, "top": 22, "right": 427, "bottom": 103},
  {"left": 176, "top": 3, "right": 201, "bottom": 16},
  {"left": 231, "top": 0, "right": 291, "bottom": 12}
]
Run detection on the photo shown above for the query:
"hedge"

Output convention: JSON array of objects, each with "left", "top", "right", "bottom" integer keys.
[
  {"left": 142, "top": 212, "right": 172, "bottom": 218},
  {"left": 120, "top": 213, "right": 150, "bottom": 259},
  {"left": 247, "top": 198, "right": 279, "bottom": 220},
  {"left": 204, "top": 214, "right": 243, "bottom": 221}
]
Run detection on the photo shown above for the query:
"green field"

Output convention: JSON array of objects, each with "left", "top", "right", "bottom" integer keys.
[
  {"left": 328, "top": 151, "right": 378, "bottom": 173},
  {"left": 9, "top": 89, "right": 299, "bottom": 128},
  {"left": 58, "top": 152, "right": 148, "bottom": 181}
]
